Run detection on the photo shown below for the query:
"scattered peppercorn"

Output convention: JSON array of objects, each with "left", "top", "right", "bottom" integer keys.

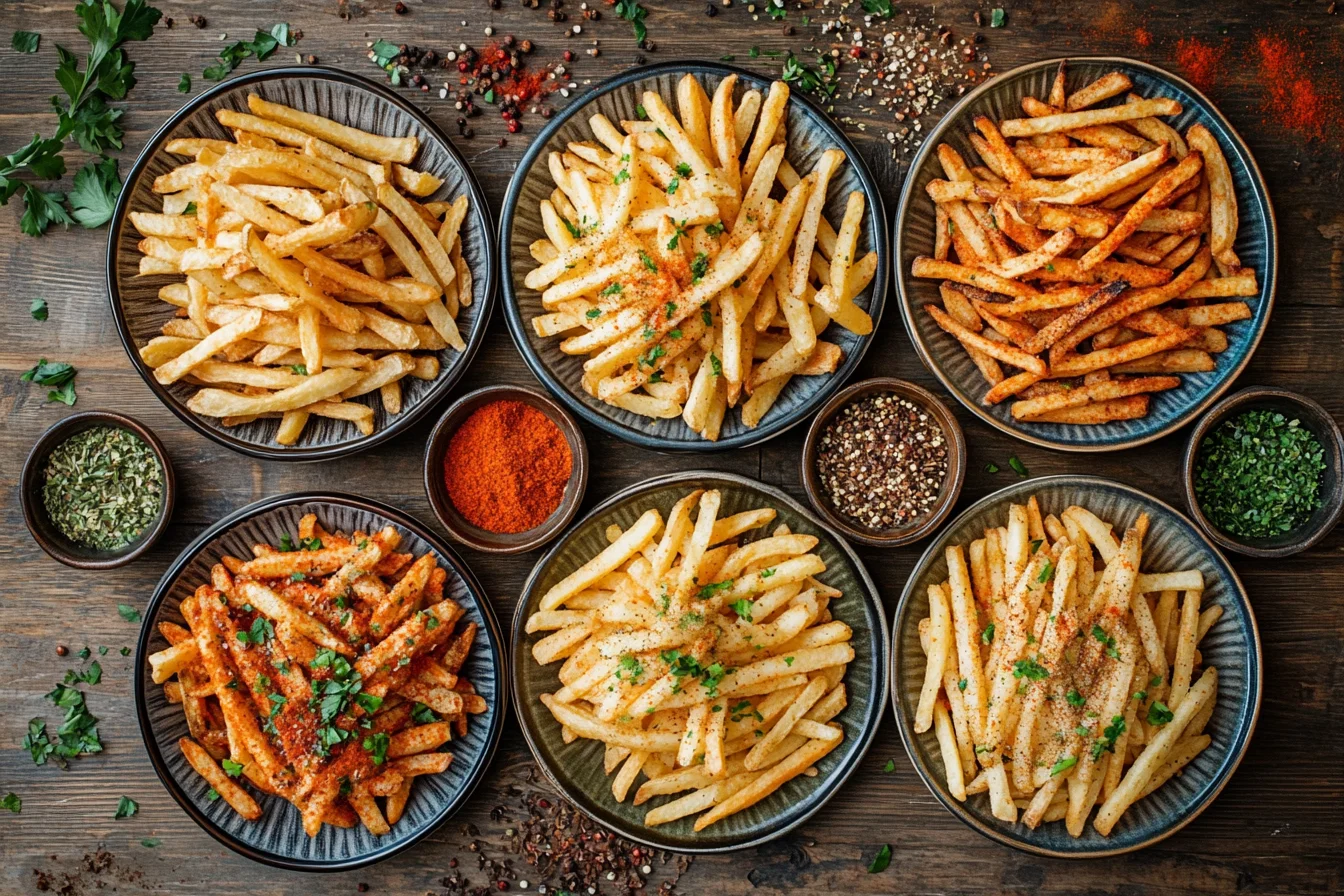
[
  {"left": 56, "top": 645, "right": 68, "bottom": 657},
  {"left": 394, "top": 1, "right": 408, "bottom": 13},
  {"left": 815, "top": 392, "right": 949, "bottom": 531}
]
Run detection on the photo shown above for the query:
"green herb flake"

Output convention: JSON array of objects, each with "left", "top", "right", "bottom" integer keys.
[
  {"left": 1146, "top": 701, "right": 1174, "bottom": 726},
  {"left": 613, "top": 0, "right": 649, "bottom": 43},
  {"left": 981, "top": 623, "right": 995, "bottom": 645},
  {"left": 1194, "top": 409, "right": 1327, "bottom": 539},
  {"left": 178, "top": 73, "right": 191, "bottom": 93},
  {"left": 205, "top": 788, "right": 220, "bottom": 802},
  {"left": 118, "top": 603, "right": 141, "bottom": 623},
  {"left": 1012, "top": 658, "right": 1050, "bottom": 681},
  {"left": 1008, "top": 456, "right": 1029, "bottom": 478},
  {"left": 861, "top": 0, "right": 894, "bottom": 16},
  {"left": 140, "top": 838, "right": 160, "bottom": 849},
  {"left": 600, "top": 282, "right": 623, "bottom": 297},
  {"left": 729, "top": 598, "right": 754, "bottom": 623},
  {"left": 868, "top": 843, "right": 892, "bottom": 873},
  {"left": 1049, "top": 755, "right": 1077, "bottom": 776},
  {"left": 1066, "top": 689, "right": 1085, "bottom": 707},
  {"left": 883, "top": 758, "right": 896, "bottom": 773},
  {"left": 21, "top": 358, "right": 79, "bottom": 406},
  {"left": 984, "top": 462, "right": 1000, "bottom": 474},
  {"left": 114, "top": 796, "right": 139, "bottom": 819},
  {"left": 30, "top": 298, "right": 48, "bottom": 320},
  {"left": 12, "top": 30, "right": 40, "bottom": 54}
]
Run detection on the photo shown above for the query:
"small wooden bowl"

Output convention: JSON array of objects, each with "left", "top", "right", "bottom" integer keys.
[
  {"left": 801, "top": 378, "right": 966, "bottom": 548},
  {"left": 21, "top": 411, "right": 176, "bottom": 569},
  {"left": 424, "top": 385, "right": 589, "bottom": 554},
  {"left": 1182, "top": 386, "right": 1344, "bottom": 558}
]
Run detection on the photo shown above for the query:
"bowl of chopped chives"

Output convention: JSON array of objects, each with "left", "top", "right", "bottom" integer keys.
[
  {"left": 1182, "top": 387, "right": 1344, "bottom": 558},
  {"left": 21, "top": 411, "right": 175, "bottom": 569}
]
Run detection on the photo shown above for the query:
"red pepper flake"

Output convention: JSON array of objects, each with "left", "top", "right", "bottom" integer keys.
[{"left": 1133, "top": 27, "right": 1152, "bottom": 47}]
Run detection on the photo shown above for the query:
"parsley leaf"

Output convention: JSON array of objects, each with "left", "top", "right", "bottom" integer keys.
[
  {"left": 30, "top": 298, "right": 48, "bottom": 320},
  {"left": 362, "top": 731, "right": 390, "bottom": 765},
  {"left": 729, "top": 598, "right": 753, "bottom": 622},
  {"left": 981, "top": 623, "right": 995, "bottom": 645},
  {"left": 68, "top": 157, "right": 120, "bottom": 228},
  {"left": 1066, "top": 688, "right": 1086, "bottom": 707},
  {"left": 177, "top": 72, "right": 190, "bottom": 93},
  {"left": 1012, "top": 658, "right": 1049, "bottom": 681},
  {"left": 868, "top": 843, "right": 892, "bottom": 873},
  {"left": 114, "top": 795, "right": 138, "bottom": 819},
  {"left": 1146, "top": 701, "right": 1174, "bottom": 726},
  {"left": 12, "top": 31, "right": 41, "bottom": 54},
  {"left": 117, "top": 602, "right": 139, "bottom": 622},
  {"left": 861, "top": 0, "right": 894, "bottom": 16},
  {"left": 614, "top": 0, "right": 649, "bottom": 43},
  {"left": 1049, "top": 755, "right": 1077, "bottom": 776},
  {"left": 1, "top": 793, "right": 19, "bottom": 813}
]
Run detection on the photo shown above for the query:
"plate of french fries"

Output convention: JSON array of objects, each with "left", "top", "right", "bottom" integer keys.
[
  {"left": 895, "top": 57, "right": 1275, "bottom": 451},
  {"left": 501, "top": 62, "right": 887, "bottom": 451},
  {"left": 511, "top": 471, "right": 888, "bottom": 851},
  {"left": 135, "top": 493, "right": 505, "bottom": 869},
  {"left": 893, "top": 475, "right": 1260, "bottom": 856},
  {"left": 110, "top": 68, "right": 493, "bottom": 460}
]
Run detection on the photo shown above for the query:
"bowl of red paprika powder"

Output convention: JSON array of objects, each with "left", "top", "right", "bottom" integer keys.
[{"left": 424, "top": 385, "right": 589, "bottom": 554}]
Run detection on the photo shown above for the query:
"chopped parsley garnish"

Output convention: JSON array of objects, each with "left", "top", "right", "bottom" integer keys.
[
  {"left": 12, "top": 30, "right": 40, "bottom": 53},
  {"left": 1012, "top": 658, "right": 1049, "bottom": 681},
  {"left": 666, "top": 176, "right": 680, "bottom": 195},
  {"left": 21, "top": 358, "right": 78, "bottom": 405},
  {"left": 586, "top": 308, "right": 603, "bottom": 320},
  {"left": 23, "top": 681, "right": 104, "bottom": 768},
  {"left": 984, "top": 462, "right": 1000, "bottom": 474},
  {"left": 664, "top": 301, "right": 677, "bottom": 319},
  {"left": 883, "top": 758, "right": 896, "bottom": 773},
  {"left": 30, "top": 298, "right": 48, "bottom": 320},
  {"left": 1008, "top": 456, "right": 1029, "bottom": 478},
  {"left": 667, "top": 220, "right": 687, "bottom": 250},
  {"left": 362, "top": 732, "right": 390, "bottom": 765},
  {"left": 957, "top": 678, "right": 968, "bottom": 692},
  {"left": 65, "top": 661, "right": 102, "bottom": 685},
  {"left": 177, "top": 73, "right": 191, "bottom": 93},
  {"left": 600, "top": 282, "right": 623, "bottom": 297},
  {"left": 729, "top": 598, "right": 754, "bottom": 622},
  {"left": 868, "top": 843, "right": 892, "bottom": 873},
  {"left": 704, "top": 221, "right": 725, "bottom": 236},
  {"left": 678, "top": 612, "right": 704, "bottom": 630},
  {"left": 1029, "top": 538, "right": 1043, "bottom": 554},
  {"left": 203, "top": 23, "right": 296, "bottom": 81},
  {"left": 613, "top": 0, "right": 648, "bottom": 44},
  {"left": 1090, "top": 715, "right": 1126, "bottom": 760},
  {"left": 1049, "top": 755, "right": 1077, "bottom": 776},
  {"left": 710, "top": 353, "right": 722, "bottom": 377},
  {"left": 690, "top": 252, "right": 709, "bottom": 282},
  {"left": 1066, "top": 689, "right": 1086, "bottom": 707},
  {"left": 1146, "top": 701, "right": 1174, "bottom": 726},
  {"left": 236, "top": 616, "right": 274, "bottom": 646},
  {"left": 696, "top": 579, "right": 734, "bottom": 599},
  {"left": 675, "top": 162, "right": 692, "bottom": 178},
  {"left": 613, "top": 168, "right": 630, "bottom": 185},
  {"left": 205, "top": 788, "right": 220, "bottom": 802},
  {"left": 1036, "top": 561, "right": 1054, "bottom": 584},
  {"left": 638, "top": 249, "right": 658, "bottom": 272},
  {"left": 981, "top": 623, "right": 995, "bottom": 645},
  {"left": 2, "top": 793, "right": 20, "bottom": 813},
  {"left": 221, "top": 758, "right": 244, "bottom": 777},
  {"left": 560, "top": 216, "right": 582, "bottom": 239},
  {"left": 411, "top": 702, "right": 438, "bottom": 725},
  {"left": 615, "top": 653, "right": 644, "bottom": 682},
  {"left": 114, "top": 796, "right": 138, "bottom": 819}
]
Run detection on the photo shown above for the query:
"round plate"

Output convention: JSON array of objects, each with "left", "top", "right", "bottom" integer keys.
[
  {"left": 511, "top": 470, "right": 889, "bottom": 853},
  {"left": 499, "top": 61, "right": 889, "bottom": 452},
  {"left": 891, "top": 475, "right": 1262, "bottom": 857},
  {"left": 107, "top": 66, "right": 496, "bottom": 461},
  {"left": 893, "top": 57, "right": 1277, "bottom": 452},
  {"left": 134, "top": 492, "right": 507, "bottom": 871}
]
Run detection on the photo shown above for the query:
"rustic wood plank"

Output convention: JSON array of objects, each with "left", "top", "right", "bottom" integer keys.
[{"left": 0, "top": 1, "right": 1340, "bottom": 893}]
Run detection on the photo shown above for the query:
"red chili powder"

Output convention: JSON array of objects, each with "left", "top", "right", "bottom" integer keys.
[
  {"left": 459, "top": 41, "right": 557, "bottom": 104},
  {"left": 1254, "top": 34, "right": 1336, "bottom": 140},
  {"left": 1133, "top": 28, "right": 1152, "bottom": 48},
  {"left": 442, "top": 400, "right": 572, "bottom": 534},
  {"left": 1174, "top": 38, "right": 1223, "bottom": 95}
]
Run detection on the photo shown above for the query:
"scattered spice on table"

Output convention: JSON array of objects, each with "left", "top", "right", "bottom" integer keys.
[
  {"left": 443, "top": 401, "right": 573, "bottom": 534},
  {"left": 1174, "top": 37, "right": 1225, "bottom": 95},
  {"left": 367, "top": 34, "right": 568, "bottom": 136},
  {"left": 815, "top": 392, "right": 949, "bottom": 531},
  {"left": 1194, "top": 408, "right": 1327, "bottom": 539},
  {"left": 1254, "top": 32, "right": 1342, "bottom": 141},
  {"left": 814, "top": 2, "right": 994, "bottom": 157},
  {"left": 42, "top": 425, "right": 164, "bottom": 550}
]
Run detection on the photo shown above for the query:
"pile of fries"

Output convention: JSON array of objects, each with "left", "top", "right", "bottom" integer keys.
[
  {"left": 913, "top": 496, "right": 1222, "bottom": 836},
  {"left": 913, "top": 63, "right": 1258, "bottom": 426},
  {"left": 527, "top": 489, "right": 854, "bottom": 830},
  {"left": 526, "top": 73, "right": 876, "bottom": 439},
  {"left": 131, "top": 94, "right": 474, "bottom": 445},
  {"left": 149, "top": 513, "right": 487, "bottom": 836}
]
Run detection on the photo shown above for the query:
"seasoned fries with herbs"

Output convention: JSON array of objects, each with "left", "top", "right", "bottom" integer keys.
[
  {"left": 913, "top": 61, "right": 1258, "bottom": 426},
  {"left": 526, "top": 488, "right": 853, "bottom": 830},
  {"left": 148, "top": 513, "right": 486, "bottom": 836},
  {"left": 913, "top": 496, "right": 1220, "bottom": 836},
  {"left": 525, "top": 73, "right": 876, "bottom": 440},
  {"left": 131, "top": 95, "right": 474, "bottom": 446}
]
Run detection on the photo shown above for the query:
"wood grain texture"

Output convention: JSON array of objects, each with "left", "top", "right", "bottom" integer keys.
[{"left": 0, "top": 1, "right": 1340, "bottom": 893}]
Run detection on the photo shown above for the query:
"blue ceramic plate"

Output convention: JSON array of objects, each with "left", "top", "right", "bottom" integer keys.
[
  {"left": 499, "top": 61, "right": 888, "bottom": 452},
  {"left": 512, "top": 471, "right": 889, "bottom": 852},
  {"left": 108, "top": 67, "right": 496, "bottom": 462},
  {"left": 894, "top": 57, "right": 1277, "bottom": 452},
  {"left": 134, "top": 493, "right": 507, "bottom": 871},
  {"left": 891, "top": 475, "right": 1262, "bottom": 857}
]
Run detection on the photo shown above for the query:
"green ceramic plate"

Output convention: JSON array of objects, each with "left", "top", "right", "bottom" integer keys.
[
  {"left": 511, "top": 470, "right": 889, "bottom": 853},
  {"left": 892, "top": 475, "right": 1262, "bottom": 857}
]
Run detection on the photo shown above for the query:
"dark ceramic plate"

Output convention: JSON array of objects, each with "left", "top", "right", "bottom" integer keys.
[
  {"left": 894, "top": 57, "right": 1277, "bottom": 452},
  {"left": 500, "top": 61, "right": 888, "bottom": 452},
  {"left": 107, "top": 67, "right": 495, "bottom": 461},
  {"left": 512, "top": 470, "right": 889, "bottom": 853},
  {"left": 135, "top": 493, "right": 507, "bottom": 870},
  {"left": 891, "top": 475, "right": 1261, "bottom": 857}
]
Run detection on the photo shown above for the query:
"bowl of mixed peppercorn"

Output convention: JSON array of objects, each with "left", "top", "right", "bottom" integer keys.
[
  {"left": 1182, "top": 386, "right": 1344, "bottom": 558},
  {"left": 801, "top": 378, "right": 966, "bottom": 548},
  {"left": 21, "top": 411, "right": 175, "bottom": 569}
]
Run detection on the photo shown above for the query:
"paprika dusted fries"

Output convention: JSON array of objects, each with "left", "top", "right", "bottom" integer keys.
[
  {"left": 147, "top": 513, "right": 486, "bottom": 836},
  {"left": 524, "top": 73, "right": 876, "bottom": 440},
  {"left": 912, "top": 496, "right": 1220, "bottom": 837},
  {"left": 912, "top": 61, "right": 1259, "bottom": 426},
  {"left": 525, "top": 488, "right": 853, "bottom": 831},
  {"left": 131, "top": 95, "right": 473, "bottom": 446}
]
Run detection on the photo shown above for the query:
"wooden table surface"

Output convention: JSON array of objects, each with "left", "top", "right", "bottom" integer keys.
[{"left": 1, "top": 1, "right": 1340, "bottom": 893}]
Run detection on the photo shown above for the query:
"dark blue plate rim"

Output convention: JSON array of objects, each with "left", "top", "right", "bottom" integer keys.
[
  {"left": 892, "top": 56, "right": 1279, "bottom": 453},
  {"left": 498, "top": 59, "right": 889, "bottom": 453},
  {"left": 890, "top": 474, "right": 1263, "bottom": 858},
  {"left": 133, "top": 491, "right": 509, "bottom": 871}
]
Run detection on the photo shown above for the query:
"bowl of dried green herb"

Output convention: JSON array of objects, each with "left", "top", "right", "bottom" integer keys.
[
  {"left": 21, "top": 411, "right": 175, "bottom": 569},
  {"left": 1182, "top": 387, "right": 1344, "bottom": 558}
]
